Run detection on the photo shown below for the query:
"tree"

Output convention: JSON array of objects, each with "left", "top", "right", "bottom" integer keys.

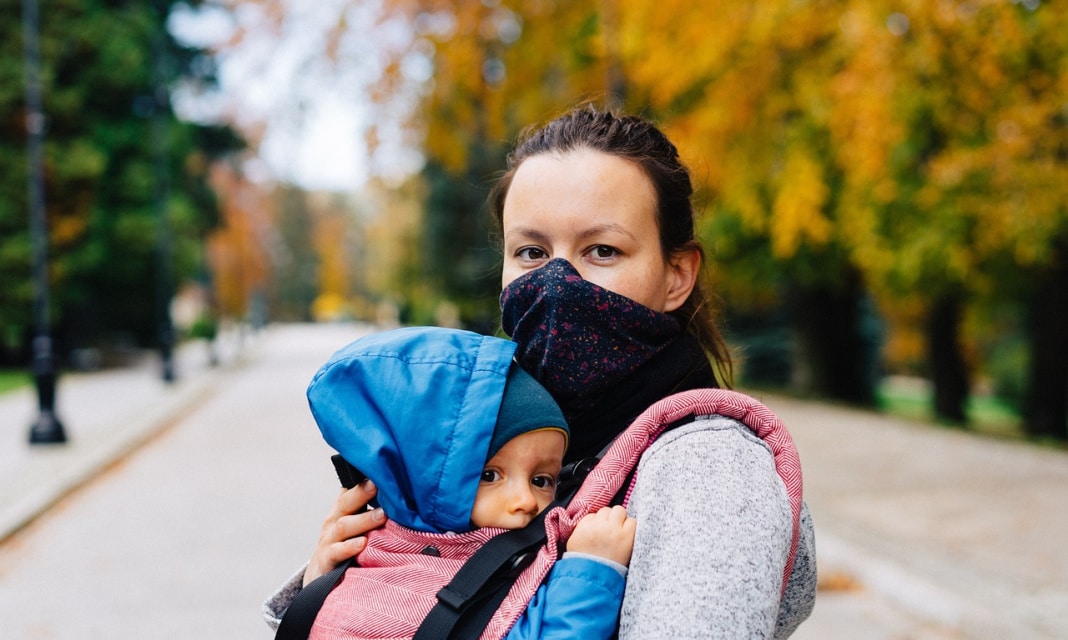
[
  {"left": 214, "top": 1, "right": 1068, "bottom": 437},
  {"left": 821, "top": 1, "right": 1068, "bottom": 435},
  {"left": 614, "top": 0, "right": 1067, "bottom": 433},
  {"left": 246, "top": 0, "right": 884, "bottom": 399},
  {"left": 0, "top": 0, "right": 241, "bottom": 363},
  {"left": 205, "top": 162, "right": 274, "bottom": 323},
  {"left": 611, "top": 0, "right": 884, "bottom": 404},
  {"left": 374, "top": 0, "right": 618, "bottom": 326}
]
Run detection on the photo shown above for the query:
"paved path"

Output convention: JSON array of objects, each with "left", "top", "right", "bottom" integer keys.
[
  {"left": 771, "top": 393, "right": 1068, "bottom": 640},
  {"left": 0, "top": 323, "right": 371, "bottom": 638},
  {"left": 0, "top": 323, "right": 1064, "bottom": 638},
  {"left": 0, "top": 329, "right": 238, "bottom": 542}
]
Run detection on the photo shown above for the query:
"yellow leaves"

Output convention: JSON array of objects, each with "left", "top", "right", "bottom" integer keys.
[
  {"left": 206, "top": 164, "right": 275, "bottom": 317},
  {"left": 829, "top": 10, "right": 903, "bottom": 185},
  {"left": 877, "top": 293, "right": 927, "bottom": 370},
  {"left": 302, "top": 0, "right": 1068, "bottom": 300},
  {"left": 839, "top": 198, "right": 890, "bottom": 276},
  {"left": 619, "top": 0, "right": 753, "bottom": 111},
  {"left": 312, "top": 205, "right": 351, "bottom": 301},
  {"left": 311, "top": 292, "right": 350, "bottom": 322},
  {"left": 425, "top": 119, "right": 469, "bottom": 172},
  {"left": 727, "top": 179, "right": 768, "bottom": 236},
  {"left": 770, "top": 151, "right": 831, "bottom": 259},
  {"left": 974, "top": 159, "right": 1068, "bottom": 267},
  {"left": 52, "top": 214, "right": 88, "bottom": 248}
]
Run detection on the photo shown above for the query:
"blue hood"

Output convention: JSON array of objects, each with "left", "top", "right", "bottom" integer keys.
[{"left": 307, "top": 327, "right": 517, "bottom": 533}]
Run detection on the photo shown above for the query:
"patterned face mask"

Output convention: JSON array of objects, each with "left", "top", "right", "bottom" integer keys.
[{"left": 499, "top": 258, "right": 681, "bottom": 406}]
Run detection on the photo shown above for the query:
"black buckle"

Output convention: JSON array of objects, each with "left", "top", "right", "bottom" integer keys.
[{"left": 557, "top": 456, "right": 599, "bottom": 501}]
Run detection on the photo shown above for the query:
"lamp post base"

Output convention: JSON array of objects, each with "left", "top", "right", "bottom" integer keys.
[
  {"left": 29, "top": 409, "right": 66, "bottom": 444},
  {"left": 28, "top": 360, "right": 67, "bottom": 445}
]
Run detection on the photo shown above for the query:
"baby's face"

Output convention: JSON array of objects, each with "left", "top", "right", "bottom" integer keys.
[{"left": 470, "top": 429, "right": 566, "bottom": 529}]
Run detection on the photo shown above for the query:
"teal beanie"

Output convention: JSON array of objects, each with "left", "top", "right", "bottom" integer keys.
[{"left": 487, "top": 363, "right": 569, "bottom": 461}]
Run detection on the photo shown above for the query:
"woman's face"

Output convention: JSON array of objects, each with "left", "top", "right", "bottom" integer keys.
[{"left": 501, "top": 148, "right": 697, "bottom": 313}]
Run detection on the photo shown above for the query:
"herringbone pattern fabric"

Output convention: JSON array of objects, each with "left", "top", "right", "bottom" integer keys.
[
  {"left": 482, "top": 389, "right": 803, "bottom": 640},
  {"left": 311, "top": 389, "right": 802, "bottom": 640},
  {"left": 310, "top": 523, "right": 506, "bottom": 640}
]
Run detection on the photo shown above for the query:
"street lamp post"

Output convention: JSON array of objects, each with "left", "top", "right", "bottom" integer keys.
[
  {"left": 151, "top": 9, "right": 175, "bottom": 383},
  {"left": 23, "top": 0, "right": 66, "bottom": 444}
]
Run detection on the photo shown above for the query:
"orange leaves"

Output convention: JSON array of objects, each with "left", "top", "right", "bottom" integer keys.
[
  {"left": 311, "top": 199, "right": 352, "bottom": 310},
  {"left": 619, "top": 0, "right": 751, "bottom": 111},
  {"left": 224, "top": 0, "right": 1068, "bottom": 306},
  {"left": 770, "top": 151, "right": 832, "bottom": 259},
  {"left": 893, "top": 0, "right": 1068, "bottom": 273},
  {"left": 205, "top": 164, "right": 274, "bottom": 318},
  {"left": 829, "top": 9, "right": 904, "bottom": 188}
]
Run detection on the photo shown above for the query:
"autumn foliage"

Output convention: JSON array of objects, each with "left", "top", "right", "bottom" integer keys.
[{"left": 215, "top": 0, "right": 1067, "bottom": 438}]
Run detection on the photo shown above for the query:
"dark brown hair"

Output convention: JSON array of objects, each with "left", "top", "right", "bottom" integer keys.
[{"left": 490, "top": 105, "right": 733, "bottom": 386}]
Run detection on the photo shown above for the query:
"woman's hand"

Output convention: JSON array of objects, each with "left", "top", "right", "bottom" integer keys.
[
  {"left": 566, "top": 505, "right": 636, "bottom": 567},
  {"left": 304, "top": 479, "right": 386, "bottom": 587}
]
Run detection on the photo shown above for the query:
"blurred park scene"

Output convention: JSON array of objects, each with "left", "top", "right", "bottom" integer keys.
[{"left": 1, "top": 0, "right": 1066, "bottom": 444}]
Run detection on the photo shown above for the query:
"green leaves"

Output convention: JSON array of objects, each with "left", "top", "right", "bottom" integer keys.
[{"left": 0, "top": 0, "right": 238, "bottom": 359}]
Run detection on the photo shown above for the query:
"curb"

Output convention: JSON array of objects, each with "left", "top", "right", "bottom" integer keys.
[{"left": 0, "top": 336, "right": 258, "bottom": 543}]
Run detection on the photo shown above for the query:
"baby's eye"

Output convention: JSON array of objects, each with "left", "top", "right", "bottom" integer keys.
[
  {"left": 531, "top": 475, "right": 556, "bottom": 489},
  {"left": 516, "top": 246, "right": 548, "bottom": 261},
  {"left": 481, "top": 469, "right": 501, "bottom": 483}
]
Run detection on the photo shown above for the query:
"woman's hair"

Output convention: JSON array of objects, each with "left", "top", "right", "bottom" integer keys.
[{"left": 490, "top": 105, "right": 733, "bottom": 386}]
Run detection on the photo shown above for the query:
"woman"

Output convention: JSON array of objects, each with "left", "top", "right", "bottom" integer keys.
[{"left": 266, "top": 106, "right": 816, "bottom": 638}]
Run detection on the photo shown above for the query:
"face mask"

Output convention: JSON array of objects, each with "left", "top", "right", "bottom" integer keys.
[{"left": 499, "top": 259, "right": 681, "bottom": 405}]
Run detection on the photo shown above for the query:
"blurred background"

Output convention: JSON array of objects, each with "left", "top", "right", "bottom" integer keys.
[{"left": 1, "top": 0, "right": 1066, "bottom": 444}]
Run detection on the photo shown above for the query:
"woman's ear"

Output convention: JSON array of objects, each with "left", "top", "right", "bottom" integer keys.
[{"left": 663, "top": 248, "right": 701, "bottom": 313}]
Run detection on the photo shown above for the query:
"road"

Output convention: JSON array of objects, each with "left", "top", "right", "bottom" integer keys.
[
  {"left": 0, "top": 323, "right": 1063, "bottom": 639},
  {"left": 0, "top": 324, "right": 368, "bottom": 638}
]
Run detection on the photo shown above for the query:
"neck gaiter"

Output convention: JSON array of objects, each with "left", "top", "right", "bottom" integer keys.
[{"left": 499, "top": 258, "right": 681, "bottom": 406}]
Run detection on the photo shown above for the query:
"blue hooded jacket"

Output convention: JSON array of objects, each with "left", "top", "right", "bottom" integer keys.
[{"left": 306, "top": 326, "right": 517, "bottom": 534}]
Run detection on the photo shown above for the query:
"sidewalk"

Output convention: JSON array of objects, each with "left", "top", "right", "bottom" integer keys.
[
  {"left": 1, "top": 324, "right": 1065, "bottom": 638},
  {"left": 0, "top": 327, "right": 256, "bottom": 543},
  {"left": 767, "top": 393, "right": 1068, "bottom": 639}
]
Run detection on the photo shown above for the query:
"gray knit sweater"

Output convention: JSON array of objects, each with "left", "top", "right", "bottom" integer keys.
[
  {"left": 618, "top": 415, "right": 815, "bottom": 638},
  {"left": 264, "top": 415, "right": 816, "bottom": 637}
]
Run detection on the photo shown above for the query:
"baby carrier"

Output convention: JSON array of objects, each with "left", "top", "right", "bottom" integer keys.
[{"left": 276, "top": 387, "right": 803, "bottom": 640}]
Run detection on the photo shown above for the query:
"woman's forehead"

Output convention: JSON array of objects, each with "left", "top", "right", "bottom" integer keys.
[{"left": 504, "top": 150, "right": 656, "bottom": 224}]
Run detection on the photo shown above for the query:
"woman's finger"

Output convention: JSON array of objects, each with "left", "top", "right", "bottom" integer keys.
[
  {"left": 330, "top": 508, "right": 386, "bottom": 543},
  {"left": 326, "top": 536, "right": 368, "bottom": 566},
  {"left": 326, "top": 480, "right": 377, "bottom": 521}
]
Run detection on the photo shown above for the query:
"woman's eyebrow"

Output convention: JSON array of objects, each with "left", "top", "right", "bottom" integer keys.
[
  {"left": 505, "top": 223, "right": 636, "bottom": 245},
  {"left": 576, "top": 223, "right": 637, "bottom": 242},
  {"left": 505, "top": 227, "right": 550, "bottom": 244}
]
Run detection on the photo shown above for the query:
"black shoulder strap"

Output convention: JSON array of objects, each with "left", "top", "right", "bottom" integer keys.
[
  {"left": 412, "top": 505, "right": 555, "bottom": 640},
  {"left": 413, "top": 414, "right": 701, "bottom": 639},
  {"left": 274, "top": 557, "right": 355, "bottom": 640}
]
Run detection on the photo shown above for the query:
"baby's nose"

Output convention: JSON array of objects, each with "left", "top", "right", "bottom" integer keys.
[{"left": 510, "top": 484, "right": 539, "bottom": 513}]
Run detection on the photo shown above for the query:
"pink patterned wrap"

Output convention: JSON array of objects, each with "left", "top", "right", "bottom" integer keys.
[
  {"left": 310, "top": 389, "right": 803, "bottom": 640},
  {"left": 479, "top": 389, "right": 803, "bottom": 640}
]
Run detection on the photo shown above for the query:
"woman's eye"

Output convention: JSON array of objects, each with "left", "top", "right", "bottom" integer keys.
[
  {"left": 481, "top": 470, "right": 500, "bottom": 483},
  {"left": 589, "top": 245, "right": 619, "bottom": 259},
  {"left": 516, "top": 247, "right": 547, "bottom": 261}
]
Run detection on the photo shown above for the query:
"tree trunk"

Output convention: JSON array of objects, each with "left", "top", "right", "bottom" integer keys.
[
  {"left": 925, "top": 291, "right": 969, "bottom": 425},
  {"left": 1025, "top": 241, "right": 1068, "bottom": 441},
  {"left": 788, "top": 269, "right": 879, "bottom": 406}
]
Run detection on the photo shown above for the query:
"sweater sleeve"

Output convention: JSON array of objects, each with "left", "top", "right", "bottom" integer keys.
[
  {"left": 618, "top": 416, "right": 795, "bottom": 639},
  {"left": 776, "top": 501, "right": 817, "bottom": 637},
  {"left": 504, "top": 555, "right": 627, "bottom": 640},
  {"left": 262, "top": 564, "right": 306, "bottom": 630}
]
